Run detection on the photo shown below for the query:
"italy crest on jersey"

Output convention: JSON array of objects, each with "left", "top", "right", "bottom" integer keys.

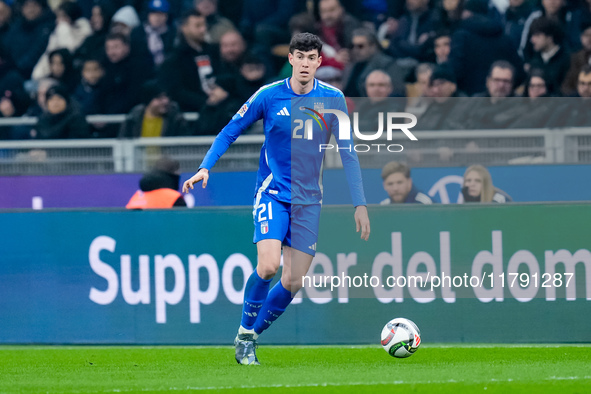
[{"left": 261, "top": 221, "right": 269, "bottom": 234}]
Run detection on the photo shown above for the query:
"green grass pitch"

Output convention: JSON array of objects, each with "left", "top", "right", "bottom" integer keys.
[{"left": 1, "top": 345, "right": 590, "bottom": 393}]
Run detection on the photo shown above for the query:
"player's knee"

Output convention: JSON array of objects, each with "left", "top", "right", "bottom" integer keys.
[{"left": 256, "top": 263, "right": 279, "bottom": 280}]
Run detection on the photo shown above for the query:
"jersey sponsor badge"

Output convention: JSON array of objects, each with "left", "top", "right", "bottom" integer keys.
[{"left": 237, "top": 104, "right": 249, "bottom": 117}]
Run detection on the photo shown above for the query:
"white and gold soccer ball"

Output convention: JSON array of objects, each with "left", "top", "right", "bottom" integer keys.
[{"left": 380, "top": 317, "right": 421, "bottom": 358}]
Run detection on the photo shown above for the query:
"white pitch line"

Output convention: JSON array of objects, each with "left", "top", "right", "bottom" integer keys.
[{"left": 57, "top": 376, "right": 591, "bottom": 394}]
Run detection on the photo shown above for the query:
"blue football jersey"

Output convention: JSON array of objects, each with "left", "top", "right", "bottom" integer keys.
[{"left": 199, "top": 78, "right": 366, "bottom": 207}]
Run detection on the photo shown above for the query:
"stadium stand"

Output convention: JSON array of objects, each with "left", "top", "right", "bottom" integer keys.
[{"left": 0, "top": 0, "right": 590, "bottom": 175}]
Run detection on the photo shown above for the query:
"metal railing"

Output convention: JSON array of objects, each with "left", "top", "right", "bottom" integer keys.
[{"left": 1, "top": 127, "right": 590, "bottom": 175}]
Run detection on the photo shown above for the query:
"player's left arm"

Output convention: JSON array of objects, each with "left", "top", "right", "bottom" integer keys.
[{"left": 331, "top": 94, "right": 370, "bottom": 241}]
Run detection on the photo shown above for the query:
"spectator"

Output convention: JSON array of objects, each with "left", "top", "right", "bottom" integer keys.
[
  {"left": 405, "top": 62, "right": 434, "bottom": 116},
  {"left": 547, "top": 65, "right": 591, "bottom": 127},
  {"left": 448, "top": 0, "right": 523, "bottom": 95},
  {"left": 110, "top": 5, "right": 139, "bottom": 37},
  {"left": 218, "top": 29, "right": 246, "bottom": 79},
  {"left": 434, "top": 0, "right": 464, "bottom": 33},
  {"left": 576, "top": 64, "right": 591, "bottom": 98},
  {"left": 579, "top": 0, "right": 591, "bottom": 28},
  {"left": 130, "top": 0, "right": 176, "bottom": 72},
  {"left": 158, "top": 9, "right": 219, "bottom": 112},
  {"left": 72, "top": 57, "right": 104, "bottom": 115},
  {"left": 0, "top": 0, "right": 13, "bottom": 44},
  {"left": 317, "top": 0, "right": 361, "bottom": 53},
  {"left": 234, "top": 52, "right": 266, "bottom": 103},
  {"left": 9, "top": 77, "right": 56, "bottom": 139},
  {"left": 433, "top": 30, "right": 451, "bottom": 64},
  {"left": 193, "top": 75, "right": 241, "bottom": 135},
  {"left": 98, "top": 32, "right": 149, "bottom": 116},
  {"left": 31, "top": 84, "right": 90, "bottom": 139},
  {"left": 524, "top": 68, "right": 552, "bottom": 98},
  {"left": 194, "top": 0, "right": 234, "bottom": 43},
  {"left": 504, "top": 0, "right": 534, "bottom": 50},
  {"left": 380, "top": 161, "right": 433, "bottom": 204},
  {"left": 416, "top": 64, "right": 469, "bottom": 130},
  {"left": 386, "top": 0, "right": 436, "bottom": 61},
  {"left": 353, "top": 70, "right": 405, "bottom": 132},
  {"left": 519, "top": 0, "right": 580, "bottom": 63},
  {"left": 119, "top": 80, "right": 188, "bottom": 138},
  {"left": 240, "top": 0, "right": 303, "bottom": 56},
  {"left": 508, "top": 68, "right": 556, "bottom": 128},
  {"left": 46, "top": 48, "right": 78, "bottom": 93},
  {"left": 3, "top": 0, "right": 54, "bottom": 79},
  {"left": 475, "top": 60, "right": 516, "bottom": 100},
  {"left": 527, "top": 17, "right": 570, "bottom": 90},
  {"left": 466, "top": 61, "right": 522, "bottom": 129},
  {"left": 278, "top": 12, "right": 348, "bottom": 78},
  {"left": 342, "top": 27, "right": 407, "bottom": 97},
  {"left": 126, "top": 156, "right": 187, "bottom": 209},
  {"left": 31, "top": 1, "right": 91, "bottom": 81},
  {"left": 74, "top": 0, "right": 116, "bottom": 68},
  {"left": 0, "top": 43, "right": 30, "bottom": 119},
  {"left": 315, "top": 65, "right": 344, "bottom": 90},
  {"left": 562, "top": 20, "right": 591, "bottom": 95},
  {"left": 461, "top": 164, "right": 512, "bottom": 203}
]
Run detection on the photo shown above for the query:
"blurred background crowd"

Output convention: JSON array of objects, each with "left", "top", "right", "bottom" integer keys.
[{"left": 0, "top": 0, "right": 589, "bottom": 141}]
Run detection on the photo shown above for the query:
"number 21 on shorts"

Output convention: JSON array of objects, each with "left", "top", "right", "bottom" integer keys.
[{"left": 257, "top": 202, "right": 273, "bottom": 222}]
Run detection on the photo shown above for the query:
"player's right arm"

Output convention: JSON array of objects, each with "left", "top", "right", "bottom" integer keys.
[{"left": 182, "top": 90, "right": 266, "bottom": 193}]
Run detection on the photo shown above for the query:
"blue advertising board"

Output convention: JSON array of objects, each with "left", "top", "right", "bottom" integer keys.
[
  {"left": 1, "top": 165, "right": 590, "bottom": 209},
  {"left": 1, "top": 205, "right": 590, "bottom": 344}
]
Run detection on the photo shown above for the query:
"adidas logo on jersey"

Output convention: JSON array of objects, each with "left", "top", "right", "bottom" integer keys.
[{"left": 277, "top": 107, "right": 290, "bottom": 116}]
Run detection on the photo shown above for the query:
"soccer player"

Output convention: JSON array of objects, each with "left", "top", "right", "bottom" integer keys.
[{"left": 182, "top": 33, "right": 370, "bottom": 365}]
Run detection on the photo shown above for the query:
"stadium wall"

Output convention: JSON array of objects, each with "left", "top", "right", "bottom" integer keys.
[
  {"left": 1, "top": 204, "right": 589, "bottom": 344},
  {"left": 2, "top": 164, "right": 591, "bottom": 209}
]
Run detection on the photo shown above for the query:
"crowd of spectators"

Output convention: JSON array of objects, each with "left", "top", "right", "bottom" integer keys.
[{"left": 0, "top": 0, "right": 590, "bottom": 141}]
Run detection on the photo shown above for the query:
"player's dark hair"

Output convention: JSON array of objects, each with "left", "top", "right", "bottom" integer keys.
[
  {"left": 180, "top": 9, "right": 203, "bottom": 25},
  {"left": 105, "top": 32, "right": 130, "bottom": 46},
  {"left": 381, "top": 161, "right": 410, "bottom": 180},
  {"left": 289, "top": 32, "right": 323, "bottom": 55}
]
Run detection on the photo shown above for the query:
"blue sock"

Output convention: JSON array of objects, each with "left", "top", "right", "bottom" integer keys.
[
  {"left": 240, "top": 270, "right": 272, "bottom": 329},
  {"left": 253, "top": 281, "right": 293, "bottom": 335}
]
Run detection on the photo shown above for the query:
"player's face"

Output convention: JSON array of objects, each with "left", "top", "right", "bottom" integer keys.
[
  {"left": 464, "top": 171, "right": 483, "bottom": 198},
  {"left": 383, "top": 172, "right": 412, "bottom": 203},
  {"left": 289, "top": 50, "right": 322, "bottom": 85}
]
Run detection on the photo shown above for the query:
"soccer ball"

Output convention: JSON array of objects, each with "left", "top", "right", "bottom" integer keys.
[{"left": 380, "top": 317, "right": 421, "bottom": 358}]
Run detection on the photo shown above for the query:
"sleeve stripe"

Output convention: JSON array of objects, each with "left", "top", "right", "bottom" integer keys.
[{"left": 247, "top": 80, "right": 285, "bottom": 104}]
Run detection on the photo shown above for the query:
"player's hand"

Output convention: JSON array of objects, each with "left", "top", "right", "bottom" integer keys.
[
  {"left": 354, "top": 205, "right": 370, "bottom": 241},
  {"left": 182, "top": 168, "right": 209, "bottom": 193}
]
